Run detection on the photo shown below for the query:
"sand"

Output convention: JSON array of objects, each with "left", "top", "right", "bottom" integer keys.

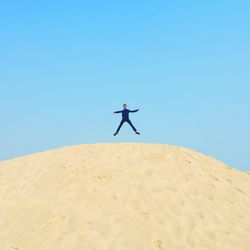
[{"left": 0, "top": 143, "right": 250, "bottom": 250}]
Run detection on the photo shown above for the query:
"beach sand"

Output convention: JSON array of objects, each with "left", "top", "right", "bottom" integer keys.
[{"left": 0, "top": 143, "right": 250, "bottom": 250}]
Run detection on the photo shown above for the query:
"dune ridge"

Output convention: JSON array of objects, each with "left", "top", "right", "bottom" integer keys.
[{"left": 0, "top": 143, "right": 250, "bottom": 250}]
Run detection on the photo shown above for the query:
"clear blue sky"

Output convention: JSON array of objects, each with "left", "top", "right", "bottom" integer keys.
[{"left": 1, "top": 1, "right": 249, "bottom": 171}]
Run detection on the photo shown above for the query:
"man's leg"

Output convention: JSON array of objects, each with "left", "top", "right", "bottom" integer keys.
[
  {"left": 114, "top": 119, "right": 125, "bottom": 135},
  {"left": 126, "top": 119, "right": 137, "bottom": 132}
]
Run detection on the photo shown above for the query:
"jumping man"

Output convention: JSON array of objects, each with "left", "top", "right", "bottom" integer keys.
[{"left": 113, "top": 104, "right": 140, "bottom": 136}]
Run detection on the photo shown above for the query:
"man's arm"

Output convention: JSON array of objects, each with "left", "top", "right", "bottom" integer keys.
[
  {"left": 129, "top": 109, "right": 139, "bottom": 113},
  {"left": 113, "top": 110, "right": 122, "bottom": 114}
]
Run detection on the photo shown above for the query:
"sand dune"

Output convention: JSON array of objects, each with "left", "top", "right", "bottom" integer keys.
[{"left": 0, "top": 143, "right": 250, "bottom": 250}]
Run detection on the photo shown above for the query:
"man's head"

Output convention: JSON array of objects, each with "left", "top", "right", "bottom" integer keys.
[{"left": 123, "top": 104, "right": 127, "bottom": 109}]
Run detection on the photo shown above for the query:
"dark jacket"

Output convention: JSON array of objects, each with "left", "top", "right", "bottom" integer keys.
[{"left": 114, "top": 109, "right": 139, "bottom": 120}]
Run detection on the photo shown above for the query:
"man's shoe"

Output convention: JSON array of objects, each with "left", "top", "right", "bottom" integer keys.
[
  {"left": 113, "top": 132, "right": 118, "bottom": 136},
  {"left": 135, "top": 131, "right": 140, "bottom": 135}
]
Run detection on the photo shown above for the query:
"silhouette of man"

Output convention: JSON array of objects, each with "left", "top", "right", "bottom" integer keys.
[{"left": 113, "top": 104, "right": 140, "bottom": 136}]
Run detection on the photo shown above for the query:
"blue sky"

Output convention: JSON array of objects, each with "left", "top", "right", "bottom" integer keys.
[{"left": 1, "top": 1, "right": 249, "bottom": 171}]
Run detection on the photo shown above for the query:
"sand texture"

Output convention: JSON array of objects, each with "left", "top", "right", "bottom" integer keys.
[{"left": 0, "top": 143, "right": 250, "bottom": 250}]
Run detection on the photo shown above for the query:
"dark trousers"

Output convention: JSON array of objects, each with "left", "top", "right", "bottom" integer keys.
[{"left": 116, "top": 119, "right": 137, "bottom": 133}]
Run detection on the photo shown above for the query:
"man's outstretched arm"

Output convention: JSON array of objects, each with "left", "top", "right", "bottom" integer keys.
[
  {"left": 129, "top": 109, "right": 139, "bottom": 113},
  {"left": 113, "top": 110, "right": 123, "bottom": 114}
]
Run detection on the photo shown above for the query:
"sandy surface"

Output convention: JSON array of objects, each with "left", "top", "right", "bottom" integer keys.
[{"left": 0, "top": 143, "right": 250, "bottom": 250}]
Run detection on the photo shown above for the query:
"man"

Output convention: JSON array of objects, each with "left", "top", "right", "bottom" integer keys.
[{"left": 113, "top": 104, "right": 140, "bottom": 136}]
